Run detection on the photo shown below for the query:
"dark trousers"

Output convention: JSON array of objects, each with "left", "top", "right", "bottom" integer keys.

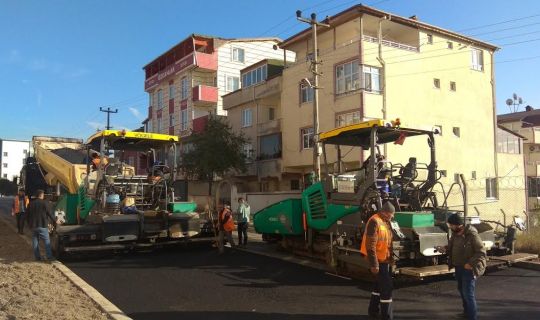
[
  {"left": 15, "top": 213, "right": 25, "bottom": 233},
  {"left": 237, "top": 222, "right": 248, "bottom": 245},
  {"left": 455, "top": 266, "right": 477, "bottom": 320},
  {"left": 368, "top": 263, "right": 393, "bottom": 320}
]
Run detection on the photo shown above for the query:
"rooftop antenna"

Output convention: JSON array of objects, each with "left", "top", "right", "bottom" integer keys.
[{"left": 506, "top": 93, "right": 523, "bottom": 113}]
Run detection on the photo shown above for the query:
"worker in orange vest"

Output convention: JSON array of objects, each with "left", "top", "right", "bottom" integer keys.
[
  {"left": 218, "top": 202, "right": 235, "bottom": 254},
  {"left": 12, "top": 189, "right": 30, "bottom": 234},
  {"left": 360, "top": 201, "right": 395, "bottom": 320}
]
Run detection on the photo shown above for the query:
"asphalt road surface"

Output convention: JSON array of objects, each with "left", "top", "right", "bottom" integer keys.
[{"left": 1, "top": 198, "right": 539, "bottom": 320}]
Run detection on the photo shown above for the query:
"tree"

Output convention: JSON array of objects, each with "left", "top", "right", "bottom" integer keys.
[{"left": 181, "top": 115, "right": 248, "bottom": 196}]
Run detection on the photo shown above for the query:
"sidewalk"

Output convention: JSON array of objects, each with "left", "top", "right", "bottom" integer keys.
[{"left": 0, "top": 210, "right": 110, "bottom": 320}]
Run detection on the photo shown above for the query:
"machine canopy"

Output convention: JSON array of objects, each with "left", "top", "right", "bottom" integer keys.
[{"left": 86, "top": 130, "right": 179, "bottom": 151}]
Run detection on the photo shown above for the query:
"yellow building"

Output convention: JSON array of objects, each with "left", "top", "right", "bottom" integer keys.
[{"left": 224, "top": 4, "right": 527, "bottom": 223}]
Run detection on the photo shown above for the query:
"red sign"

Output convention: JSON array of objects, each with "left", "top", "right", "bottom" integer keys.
[{"left": 145, "top": 53, "right": 194, "bottom": 91}]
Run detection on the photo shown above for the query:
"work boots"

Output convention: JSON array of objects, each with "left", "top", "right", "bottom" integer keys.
[
  {"left": 380, "top": 300, "right": 393, "bottom": 320},
  {"left": 368, "top": 293, "right": 380, "bottom": 318}
]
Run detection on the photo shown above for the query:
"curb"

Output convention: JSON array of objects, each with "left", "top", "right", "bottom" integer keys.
[
  {"left": 514, "top": 260, "right": 540, "bottom": 271},
  {"left": 0, "top": 211, "right": 131, "bottom": 320}
]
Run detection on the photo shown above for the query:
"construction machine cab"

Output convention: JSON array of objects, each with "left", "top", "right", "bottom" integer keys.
[{"left": 319, "top": 119, "right": 442, "bottom": 221}]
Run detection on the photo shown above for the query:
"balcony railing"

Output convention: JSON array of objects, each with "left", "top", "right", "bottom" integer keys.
[
  {"left": 257, "top": 119, "right": 281, "bottom": 136},
  {"left": 363, "top": 35, "right": 418, "bottom": 52},
  {"left": 192, "top": 85, "right": 218, "bottom": 106}
]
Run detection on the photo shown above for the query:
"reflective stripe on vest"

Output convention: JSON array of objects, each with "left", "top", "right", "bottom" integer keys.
[{"left": 360, "top": 213, "right": 392, "bottom": 262}]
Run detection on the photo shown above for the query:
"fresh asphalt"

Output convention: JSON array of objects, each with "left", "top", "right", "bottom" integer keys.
[{"left": 1, "top": 198, "right": 539, "bottom": 320}]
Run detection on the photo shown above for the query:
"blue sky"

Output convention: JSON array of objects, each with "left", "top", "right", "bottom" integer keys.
[{"left": 1, "top": 0, "right": 539, "bottom": 141}]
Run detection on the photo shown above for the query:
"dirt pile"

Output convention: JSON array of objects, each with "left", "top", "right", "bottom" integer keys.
[{"left": 0, "top": 218, "right": 109, "bottom": 320}]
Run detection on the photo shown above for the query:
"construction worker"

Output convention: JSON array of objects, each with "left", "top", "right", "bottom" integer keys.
[
  {"left": 236, "top": 197, "right": 250, "bottom": 247},
  {"left": 360, "top": 201, "right": 395, "bottom": 320},
  {"left": 446, "top": 213, "right": 486, "bottom": 320},
  {"left": 218, "top": 201, "right": 235, "bottom": 254},
  {"left": 12, "top": 189, "right": 29, "bottom": 234},
  {"left": 25, "top": 189, "right": 56, "bottom": 261}
]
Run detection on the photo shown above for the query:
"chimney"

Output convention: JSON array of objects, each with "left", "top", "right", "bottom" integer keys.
[
  {"left": 409, "top": 15, "right": 418, "bottom": 20},
  {"left": 526, "top": 105, "right": 534, "bottom": 112}
]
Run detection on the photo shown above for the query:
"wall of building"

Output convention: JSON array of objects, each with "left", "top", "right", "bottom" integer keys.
[{"left": 0, "top": 140, "right": 30, "bottom": 181}]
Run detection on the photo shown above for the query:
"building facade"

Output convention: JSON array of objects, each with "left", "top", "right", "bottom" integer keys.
[
  {"left": 226, "top": 4, "right": 524, "bottom": 222},
  {"left": 0, "top": 139, "right": 31, "bottom": 181},
  {"left": 143, "top": 34, "right": 294, "bottom": 138}
]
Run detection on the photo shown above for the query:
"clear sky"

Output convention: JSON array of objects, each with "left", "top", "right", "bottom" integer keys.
[{"left": 1, "top": 0, "right": 539, "bottom": 141}]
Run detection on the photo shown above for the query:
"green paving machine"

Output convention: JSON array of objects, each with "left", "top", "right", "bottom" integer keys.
[
  {"left": 254, "top": 119, "right": 461, "bottom": 278},
  {"left": 21, "top": 130, "right": 208, "bottom": 257}
]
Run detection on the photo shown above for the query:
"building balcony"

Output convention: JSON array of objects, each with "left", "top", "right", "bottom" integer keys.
[
  {"left": 195, "top": 52, "right": 218, "bottom": 72},
  {"left": 192, "top": 85, "right": 218, "bottom": 107},
  {"left": 223, "top": 76, "right": 281, "bottom": 110},
  {"left": 257, "top": 158, "right": 282, "bottom": 179},
  {"left": 236, "top": 162, "right": 258, "bottom": 177},
  {"left": 257, "top": 119, "right": 281, "bottom": 136}
]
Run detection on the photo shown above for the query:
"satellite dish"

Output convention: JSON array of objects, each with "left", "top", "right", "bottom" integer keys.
[
  {"left": 519, "top": 97, "right": 523, "bottom": 104},
  {"left": 513, "top": 93, "right": 518, "bottom": 100},
  {"left": 506, "top": 99, "right": 513, "bottom": 106}
]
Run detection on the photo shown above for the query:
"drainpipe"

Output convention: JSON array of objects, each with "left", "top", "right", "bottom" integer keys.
[
  {"left": 377, "top": 16, "right": 388, "bottom": 158},
  {"left": 359, "top": 14, "right": 365, "bottom": 164},
  {"left": 490, "top": 51, "right": 500, "bottom": 214}
]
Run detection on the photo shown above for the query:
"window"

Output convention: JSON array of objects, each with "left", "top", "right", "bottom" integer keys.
[
  {"left": 2, "top": 174, "right": 6, "bottom": 178},
  {"left": 149, "top": 93, "right": 153, "bottom": 107},
  {"left": 242, "top": 65, "right": 267, "bottom": 87},
  {"left": 157, "top": 118, "right": 162, "bottom": 133},
  {"left": 427, "top": 34, "right": 433, "bottom": 44},
  {"left": 433, "top": 78, "right": 440, "bottom": 89},
  {"left": 300, "top": 83, "right": 314, "bottom": 103},
  {"left": 23, "top": 149, "right": 27, "bottom": 154},
  {"left": 3, "top": 152, "right": 7, "bottom": 156},
  {"left": 528, "top": 177, "right": 540, "bottom": 197},
  {"left": 169, "top": 114, "right": 175, "bottom": 127},
  {"left": 157, "top": 89, "right": 163, "bottom": 109},
  {"left": 241, "top": 108, "right": 252, "bottom": 127},
  {"left": 291, "top": 179, "right": 300, "bottom": 190},
  {"left": 180, "top": 109, "right": 188, "bottom": 131},
  {"left": 2, "top": 163, "right": 7, "bottom": 168},
  {"left": 497, "top": 128, "right": 521, "bottom": 154},
  {"left": 471, "top": 48, "right": 484, "bottom": 71},
  {"left": 243, "top": 143, "right": 254, "bottom": 162},
  {"left": 169, "top": 83, "right": 175, "bottom": 100},
  {"left": 232, "top": 47, "right": 245, "bottom": 63},
  {"left": 268, "top": 108, "right": 275, "bottom": 121},
  {"left": 447, "top": 41, "right": 453, "bottom": 49},
  {"left": 450, "top": 81, "right": 456, "bottom": 91},
  {"left": 486, "top": 178, "right": 498, "bottom": 199},
  {"left": 336, "top": 60, "right": 359, "bottom": 94},
  {"left": 301, "top": 127, "right": 314, "bottom": 149},
  {"left": 453, "top": 127, "right": 460, "bottom": 137},
  {"left": 472, "top": 171, "right": 477, "bottom": 180},
  {"left": 181, "top": 77, "right": 189, "bottom": 100},
  {"left": 128, "top": 157, "right": 135, "bottom": 166},
  {"left": 336, "top": 110, "right": 361, "bottom": 127},
  {"left": 259, "top": 134, "right": 281, "bottom": 160},
  {"left": 226, "top": 76, "right": 240, "bottom": 92},
  {"left": 363, "top": 65, "right": 381, "bottom": 92}
]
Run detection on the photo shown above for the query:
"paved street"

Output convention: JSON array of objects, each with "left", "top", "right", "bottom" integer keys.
[
  {"left": 62, "top": 244, "right": 540, "bottom": 320},
  {"left": 2, "top": 197, "right": 539, "bottom": 320}
]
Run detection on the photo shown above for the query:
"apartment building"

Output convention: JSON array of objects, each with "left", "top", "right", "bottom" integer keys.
[
  {"left": 143, "top": 34, "right": 294, "bottom": 138},
  {"left": 270, "top": 4, "right": 524, "bottom": 221},
  {"left": 223, "top": 59, "right": 293, "bottom": 192},
  {"left": 0, "top": 139, "right": 31, "bottom": 181},
  {"left": 498, "top": 107, "right": 540, "bottom": 213}
]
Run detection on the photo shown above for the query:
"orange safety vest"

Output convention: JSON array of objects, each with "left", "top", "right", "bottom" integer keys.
[
  {"left": 12, "top": 196, "right": 29, "bottom": 215},
  {"left": 219, "top": 208, "right": 235, "bottom": 232},
  {"left": 360, "top": 213, "right": 393, "bottom": 263}
]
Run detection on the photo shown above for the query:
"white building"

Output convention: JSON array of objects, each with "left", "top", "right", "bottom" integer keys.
[{"left": 0, "top": 139, "right": 31, "bottom": 181}]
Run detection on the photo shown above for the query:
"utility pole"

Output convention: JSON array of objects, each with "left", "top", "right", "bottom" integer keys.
[
  {"left": 296, "top": 10, "right": 329, "bottom": 181},
  {"left": 99, "top": 107, "right": 118, "bottom": 130}
]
